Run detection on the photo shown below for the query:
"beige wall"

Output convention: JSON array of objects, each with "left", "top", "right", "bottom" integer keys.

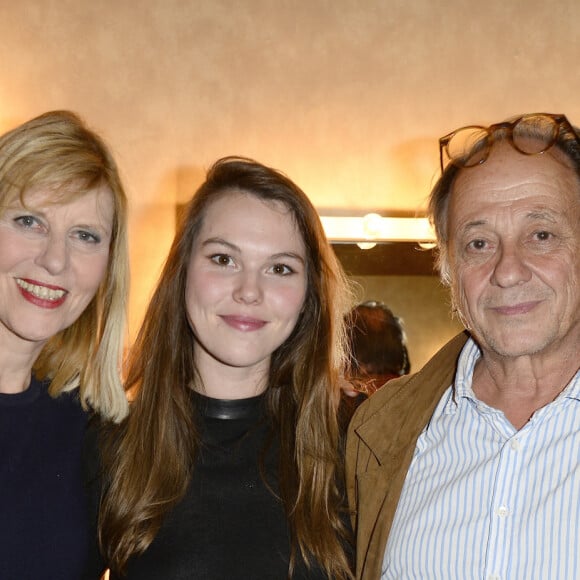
[{"left": 2, "top": 0, "right": 579, "bottom": 339}]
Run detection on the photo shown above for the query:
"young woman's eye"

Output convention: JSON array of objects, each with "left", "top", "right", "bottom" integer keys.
[
  {"left": 270, "top": 263, "right": 294, "bottom": 276},
  {"left": 210, "top": 254, "right": 234, "bottom": 266}
]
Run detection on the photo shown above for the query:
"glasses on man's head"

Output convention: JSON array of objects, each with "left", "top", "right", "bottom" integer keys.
[{"left": 439, "top": 113, "right": 580, "bottom": 173}]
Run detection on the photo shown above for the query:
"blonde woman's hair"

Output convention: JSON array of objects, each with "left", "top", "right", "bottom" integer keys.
[{"left": 0, "top": 110, "right": 129, "bottom": 421}]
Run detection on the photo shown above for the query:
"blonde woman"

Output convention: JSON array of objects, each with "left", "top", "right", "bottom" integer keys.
[{"left": 0, "top": 110, "right": 128, "bottom": 579}]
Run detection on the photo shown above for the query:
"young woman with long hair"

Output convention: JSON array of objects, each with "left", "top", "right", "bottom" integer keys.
[{"left": 90, "top": 157, "right": 355, "bottom": 579}]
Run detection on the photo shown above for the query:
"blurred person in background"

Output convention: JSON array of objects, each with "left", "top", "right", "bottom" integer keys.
[
  {"left": 346, "top": 300, "right": 410, "bottom": 395},
  {"left": 339, "top": 301, "right": 410, "bottom": 429}
]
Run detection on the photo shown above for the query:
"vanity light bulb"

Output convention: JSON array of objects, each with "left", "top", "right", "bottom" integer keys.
[{"left": 362, "top": 213, "right": 383, "bottom": 238}]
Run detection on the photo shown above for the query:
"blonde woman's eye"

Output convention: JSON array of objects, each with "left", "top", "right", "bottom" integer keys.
[
  {"left": 75, "top": 230, "right": 100, "bottom": 244},
  {"left": 15, "top": 215, "right": 40, "bottom": 228}
]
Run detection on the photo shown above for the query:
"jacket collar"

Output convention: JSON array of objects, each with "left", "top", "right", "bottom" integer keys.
[
  {"left": 350, "top": 332, "right": 469, "bottom": 580},
  {"left": 355, "top": 331, "right": 469, "bottom": 467}
]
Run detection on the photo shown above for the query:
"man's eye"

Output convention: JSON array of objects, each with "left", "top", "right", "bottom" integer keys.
[
  {"left": 467, "top": 239, "right": 487, "bottom": 251},
  {"left": 534, "top": 230, "right": 552, "bottom": 241}
]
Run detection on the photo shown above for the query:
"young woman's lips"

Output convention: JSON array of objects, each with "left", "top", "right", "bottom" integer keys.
[
  {"left": 16, "top": 278, "right": 68, "bottom": 309},
  {"left": 493, "top": 301, "right": 540, "bottom": 316},
  {"left": 221, "top": 315, "right": 267, "bottom": 331}
]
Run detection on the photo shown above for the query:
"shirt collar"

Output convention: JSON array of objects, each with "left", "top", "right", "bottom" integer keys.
[
  {"left": 446, "top": 338, "right": 580, "bottom": 411},
  {"left": 452, "top": 337, "right": 481, "bottom": 401},
  {"left": 561, "top": 370, "right": 580, "bottom": 402}
]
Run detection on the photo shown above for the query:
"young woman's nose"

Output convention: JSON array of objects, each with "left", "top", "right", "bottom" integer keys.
[{"left": 233, "top": 270, "right": 263, "bottom": 304}]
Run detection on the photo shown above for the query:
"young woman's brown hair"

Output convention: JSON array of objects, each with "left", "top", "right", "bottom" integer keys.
[{"left": 97, "top": 157, "right": 354, "bottom": 578}]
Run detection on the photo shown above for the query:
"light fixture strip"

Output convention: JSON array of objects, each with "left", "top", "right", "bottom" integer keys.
[{"left": 319, "top": 215, "right": 435, "bottom": 243}]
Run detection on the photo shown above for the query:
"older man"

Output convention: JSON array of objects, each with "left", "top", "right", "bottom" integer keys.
[{"left": 346, "top": 113, "right": 580, "bottom": 580}]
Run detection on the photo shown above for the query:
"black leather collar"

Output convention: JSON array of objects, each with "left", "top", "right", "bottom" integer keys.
[{"left": 192, "top": 391, "right": 266, "bottom": 420}]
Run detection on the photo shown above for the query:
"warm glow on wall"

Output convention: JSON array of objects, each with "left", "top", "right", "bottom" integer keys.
[{"left": 320, "top": 214, "right": 435, "bottom": 244}]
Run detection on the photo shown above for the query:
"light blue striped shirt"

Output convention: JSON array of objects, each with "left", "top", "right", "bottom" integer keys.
[{"left": 382, "top": 338, "right": 580, "bottom": 580}]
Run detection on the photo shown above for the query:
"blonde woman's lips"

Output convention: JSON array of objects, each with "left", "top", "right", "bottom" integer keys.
[{"left": 16, "top": 278, "right": 67, "bottom": 309}]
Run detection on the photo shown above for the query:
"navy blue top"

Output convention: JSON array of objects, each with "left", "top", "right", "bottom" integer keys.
[{"left": 0, "top": 376, "right": 89, "bottom": 579}]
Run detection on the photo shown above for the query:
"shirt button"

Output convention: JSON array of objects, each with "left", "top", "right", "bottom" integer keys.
[
  {"left": 510, "top": 439, "right": 521, "bottom": 451},
  {"left": 496, "top": 506, "right": 509, "bottom": 518},
  {"left": 488, "top": 575, "right": 501, "bottom": 580}
]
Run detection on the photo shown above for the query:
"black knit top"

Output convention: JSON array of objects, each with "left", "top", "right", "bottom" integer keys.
[{"left": 102, "top": 392, "right": 330, "bottom": 579}]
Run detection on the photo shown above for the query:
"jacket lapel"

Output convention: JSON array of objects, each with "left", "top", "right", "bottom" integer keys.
[{"left": 350, "top": 332, "right": 469, "bottom": 579}]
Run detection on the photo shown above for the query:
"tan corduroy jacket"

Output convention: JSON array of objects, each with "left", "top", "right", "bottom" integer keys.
[{"left": 345, "top": 332, "right": 469, "bottom": 580}]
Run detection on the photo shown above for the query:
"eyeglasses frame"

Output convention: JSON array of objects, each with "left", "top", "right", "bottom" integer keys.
[{"left": 438, "top": 113, "right": 579, "bottom": 173}]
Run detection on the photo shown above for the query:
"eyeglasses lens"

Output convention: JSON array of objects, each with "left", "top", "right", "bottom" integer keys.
[
  {"left": 446, "top": 127, "right": 490, "bottom": 167},
  {"left": 512, "top": 115, "right": 559, "bottom": 155}
]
